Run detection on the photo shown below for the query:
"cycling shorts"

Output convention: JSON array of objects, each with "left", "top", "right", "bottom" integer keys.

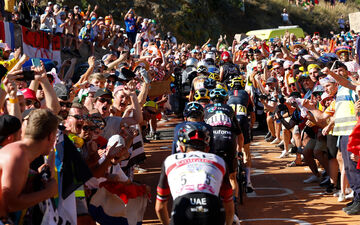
[
  {"left": 212, "top": 129, "right": 237, "bottom": 173},
  {"left": 236, "top": 115, "right": 250, "bottom": 145},
  {"left": 171, "top": 192, "right": 225, "bottom": 225}
]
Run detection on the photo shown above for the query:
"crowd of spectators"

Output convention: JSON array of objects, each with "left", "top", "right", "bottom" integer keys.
[{"left": 0, "top": 0, "right": 360, "bottom": 224}]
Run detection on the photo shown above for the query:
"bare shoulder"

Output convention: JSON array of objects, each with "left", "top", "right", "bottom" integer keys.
[{"left": 0, "top": 143, "right": 27, "bottom": 168}]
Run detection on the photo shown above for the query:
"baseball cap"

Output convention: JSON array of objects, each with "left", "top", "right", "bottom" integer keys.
[
  {"left": 54, "top": 83, "right": 69, "bottom": 100},
  {"left": 0, "top": 115, "right": 21, "bottom": 143},
  {"left": 312, "top": 85, "right": 324, "bottom": 93},
  {"left": 266, "top": 77, "right": 278, "bottom": 84},
  {"left": 107, "top": 134, "right": 125, "bottom": 149},
  {"left": 94, "top": 88, "right": 113, "bottom": 99},
  {"left": 115, "top": 68, "right": 136, "bottom": 82},
  {"left": 21, "top": 88, "right": 38, "bottom": 101}
]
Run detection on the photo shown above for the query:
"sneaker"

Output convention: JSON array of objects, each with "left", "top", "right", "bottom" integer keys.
[
  {"left": 265, "top": 136, "right": 276, "bottom": 142},
  {"left": 346, "top": 201, "right": 360, "bottom": 215},
  {"left": 346, "top": 191, "right": 354, "bottom": 200},
  {"left": 233, "top": 214, "right": 241, "bottom": 225},
  {"left": 154, "top": 132, "right": 160, "bottom": 140},
  {"left": 333, "top": 190, "right": 341, "bottom": 197},
  {"left": 338, "top": 193, "right": 346, "bottom": 202},
  {"left": 133, "top": 165, "right": 148, "bottom": 174},
  {"left": 319, "top": 176, "right": 330, "bottom": 187},
  {"left": 303, "top": 175, "right": 321, "bottom": 184},
  {"left": 246, "top": 182, "right": 254, "bottom": 193},
  {"left": 264, "top": 132, "right": 271, "bottom": 139},
  {"left": 343, "top": 200, "right": 355, "bottom": 212},
  {"left": 276, "top": 140, "right": 284, "bottom": 147},
  {"left": 270, "top": 138, "right": 281, "bottom": 145},
  {"left": 279, "top": 150, "right": 289, "bottom": 158}
]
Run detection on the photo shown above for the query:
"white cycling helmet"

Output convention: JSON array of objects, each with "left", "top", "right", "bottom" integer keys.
[
  {"left": 205, "top": 52, "right": 216, "bottom": 61},
  {"left": 185, "top": 58, "right": 198, "bottom": 68}
]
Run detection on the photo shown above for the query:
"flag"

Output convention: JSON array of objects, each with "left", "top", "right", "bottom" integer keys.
[
  {"left": 0, "top": 20, "right": 15, "bottom": 50},
  {"left": 347, "top": 121, "right": 360, "bottom": 169},
  {"left": 21, "top": 26, "right": 62, "bottom": 66},
  {"left": 61, "top": 133, "right": 93, "bottom": 199}
]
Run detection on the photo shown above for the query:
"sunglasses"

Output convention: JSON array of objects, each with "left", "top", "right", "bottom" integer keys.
[
  {"left": 106, "top": 79, "right": 116, "bottom": 84},
  {"left": 69, "top": 114, "right": 84, "bottom": 120},
  {"left": 60, "top": 101, "right": 72, "bottom": 108},
  {"left": 25, "top": 99, "right": 41, "bottom": 108},
  {"left": 98, "top": 97, "right": 112, "bottom": 104},
  {"left": 82, "top": 125, "right": 97, "bottom": 131}
]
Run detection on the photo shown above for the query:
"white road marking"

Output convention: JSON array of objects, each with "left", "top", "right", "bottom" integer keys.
[
  {"left": 240, "top": 218, "right": 312, "bottom": 225},
  {"left": 246, "top": 187, "right": 294, "bottom": 198}
]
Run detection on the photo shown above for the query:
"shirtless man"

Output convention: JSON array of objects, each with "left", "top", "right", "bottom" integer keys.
[{"left": 0, "top": 109, "right": 59, "bottom": 217}]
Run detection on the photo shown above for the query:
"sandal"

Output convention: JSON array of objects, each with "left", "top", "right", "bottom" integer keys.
[{"left": 286, "top": 160, "right": 306, "bottom": 167}]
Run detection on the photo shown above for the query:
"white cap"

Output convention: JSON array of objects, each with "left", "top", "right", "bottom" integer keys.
[{"left": 107, "top": 134, "right": 125, "bottom": 149}]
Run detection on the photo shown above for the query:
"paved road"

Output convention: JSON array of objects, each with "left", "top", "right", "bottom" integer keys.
[{"left": 135, "top": 117, "right": 360, "bottom": 225}]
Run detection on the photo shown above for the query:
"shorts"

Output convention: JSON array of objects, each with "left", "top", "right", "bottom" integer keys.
[
  {"left": 76, "top": 197, "right": 89, "bottom": 216},
  {"left": 303, "top": 136, "right": 327, "bottom": 154},
  {"left": 213, "top": 129, "right": 237, "bottom": 173},
  {"left": 327, "top": 135, "right": 338, "bottom": 159},
  {"left": 66, "top": 33, "right": 75, "bottom": 38},
  {"left": 88, "top": 204, "right": 128, "bottom": 225},
  {"left": 237, "top": 115, "right": 250, "bottom": 145},
  {"left": 171, "top": 192, "right": 225, "bottom": 225}
]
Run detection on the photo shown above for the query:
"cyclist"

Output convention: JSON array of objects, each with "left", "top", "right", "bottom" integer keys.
[
  {"left": 182, "top": 57, "right": 198, "bottom": 97},
  {"left": 188, "top": 60, "right": 209, "bottom": 101},
  {"left": 204, "top": 88, "right": 243, "bottom": 208},
  {"left": 194, "top": 88, "right": 211, "bottom": 108},
  {"left": 227, "top": 76, "right": 256, "bottom": 192},
  {"left": 172, "top": 101, "right": 214, "bottom": 154},
  {"left": 156, "top": 123, "right": 234, "bottom": 225},
  {"left": 219, "top": 51, "right": 240, "bottom": 87}
]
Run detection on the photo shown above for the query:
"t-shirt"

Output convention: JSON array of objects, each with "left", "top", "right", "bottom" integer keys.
[
  {"left": 156, "top": 151, "right": 233, "bottom": 202},
  {"left": 281, "top": 13, "right": 289, "bottom": 22},
  {"left": 125, "top": 17, "right": 136, "bottom": 33}
]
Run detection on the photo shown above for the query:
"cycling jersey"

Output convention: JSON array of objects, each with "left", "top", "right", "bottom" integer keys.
[
  {"left": 204, "top": 103, "right": 241, "bottom": 133},
  {"left": 221, "top": 62, "right": 240, "bottom": 83},
  {"left": 191, "top": 75, "right": 208, "bottom": 92},
  {"left": 227, "top": 90, "right": 254, "bottom": 145},
  {"left": 204, "top": 103, "right": 241, "bottom": 172},
  {"left": 157, "top": 151, "right": 232, "bottom": 202}
]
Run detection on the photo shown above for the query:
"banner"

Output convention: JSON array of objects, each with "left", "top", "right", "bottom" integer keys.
[
  {"left": 21, "top": 26, "right": 62, "bottom": 66},
  {"left": 0, "top": 20, "right": 15, "bottom": 50}
]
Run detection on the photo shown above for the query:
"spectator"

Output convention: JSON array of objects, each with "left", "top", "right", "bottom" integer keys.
[
  {"left": 281, "top": 8, "right": 291, "bottom": 25},
  {"left": 40, "top": 6, "right": 55, "bottom": 33},
  {"left": 124, "top": 8, "right": 137, "bottom": 44},
  {"left": 79, "top": 21, "right": 96, "bottom": 56}
]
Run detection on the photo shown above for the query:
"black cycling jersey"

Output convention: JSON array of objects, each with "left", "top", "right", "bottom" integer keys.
[
  {"left": 221, "top": 62, "right": 240, "bottom": 83},
  {"left": 204, "top": 103, "right": 241, "bottom": 173},
  {"left": 227, "top": 90, "right": 254, "bottom": 117}
]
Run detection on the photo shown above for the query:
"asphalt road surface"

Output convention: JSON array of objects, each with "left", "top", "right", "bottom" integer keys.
[{"left": 135, "top": 117, "right": 360, "bottom": 225}]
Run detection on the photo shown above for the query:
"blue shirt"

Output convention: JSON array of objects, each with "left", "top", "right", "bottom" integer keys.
[{"left": 125, "top": 17, "right": 136, "bottom": 33}]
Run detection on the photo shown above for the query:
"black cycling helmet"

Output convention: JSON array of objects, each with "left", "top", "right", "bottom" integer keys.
[
  {"left": 230, "top": 76, "right": 245, "bottom": 89},
  {"left": 210, "top": 88, "right": 228, "bottom": 102},
  {"left": 183, "top": 101, "right": 204, "bottom": 118},
  {"left": 204, "top": 78, "right": 217, "bottom": 89},
  {"left": 194, "top": 88, "right": 210, "bottom": 102},
  {"left": 178, "top": 122, "right": 210, "bottom": 151}
]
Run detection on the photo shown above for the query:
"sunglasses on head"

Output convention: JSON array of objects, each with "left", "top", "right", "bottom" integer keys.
[
  {"left": 98, "top": 97, "right": 112, "bottom": 104},
  {"left": 82, "top": 125, "right": 97, "bottom": 131},
  {"left": 60, "top": 101, "right": 72, "bottom": 108}
]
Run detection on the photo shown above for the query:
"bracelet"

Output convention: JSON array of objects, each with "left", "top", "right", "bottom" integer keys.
[{"left": 8, "top": 98, "right": 18, "bottom": 104}]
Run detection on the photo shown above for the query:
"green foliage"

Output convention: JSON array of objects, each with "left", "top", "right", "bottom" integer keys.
[{"left": 62, "top": 0, "right": 359, "bottom": 44}]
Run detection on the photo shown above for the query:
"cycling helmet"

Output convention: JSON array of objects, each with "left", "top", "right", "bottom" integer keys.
[
  {"left": 194, "top": 88, "right": 210, "bottom": 101},
  {"left": 183, "top": 101, "right": 204, "bottom": 118},
  {"left": 221, "top": 51, "right": 231, "bottom": 62},
  {"left": 178, "top": 122, "right": 211, "bottom": 151},
  {"left": 215, "top": 82, "right": 228, "bottom": 92},
  {"left": 210, "top": 88, "right": 228, "bottom": 101},
  {"left": 205, "top": 52, "right": 216, "bottom": 61},
  {"left": 208, "top": 72, "right": 220, "bottom": 81},
  {"left": 230, "top": 76, "right": 245, "bottom": 89},
  {"left": 204, "top": 78, "right": 217, "bottom": 89},
  {"left": 185, "top": 58, "right": 198, "bottom": 68},
  {"left": 207, "top": 65, "right": 219, "bottom": 74},
  {"left": 197, "top": 60, "right": 208, "bottom": 69}
]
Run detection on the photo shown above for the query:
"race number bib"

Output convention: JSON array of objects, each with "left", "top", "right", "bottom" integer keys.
[{"left": 230, "top": 104, "right": 247, "bottom": 116}]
